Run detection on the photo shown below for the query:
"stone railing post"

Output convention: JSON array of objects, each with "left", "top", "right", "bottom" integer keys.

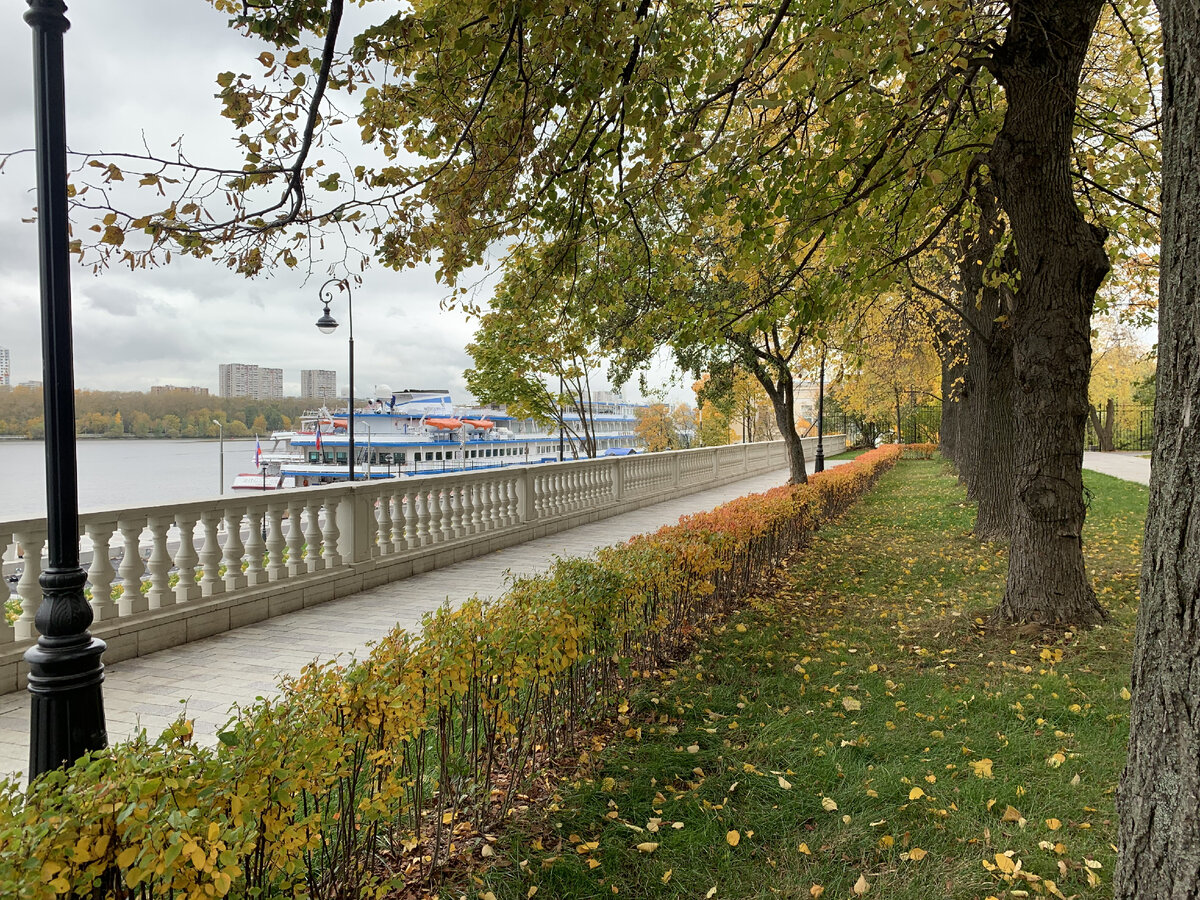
[
  {"left": 516, "top": 467, "right": 533, "bottom": 524},
  {"left": 611, "top": 457, "right": 624, "bottom": 502},
  {"left": 336, "top": 484, "right": 374, "bottom": 564}
]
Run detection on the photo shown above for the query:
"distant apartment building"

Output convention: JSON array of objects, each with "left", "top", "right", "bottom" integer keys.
[
  {"left": 300, "top": 369, "right": 337, "bottom": 401},
  {"left": 0, "top": 346, "right": 10, "bottom": 386},
  {"left": 218, "top": 363, "right": 284, "bottom": 400},
  {"left": 151, "top": 384, "right": 209, "bottom": 396}
]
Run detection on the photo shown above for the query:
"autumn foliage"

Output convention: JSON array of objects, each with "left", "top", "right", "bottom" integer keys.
[{"left": 0, "top": 447, "right": 901, "bottom": 899}]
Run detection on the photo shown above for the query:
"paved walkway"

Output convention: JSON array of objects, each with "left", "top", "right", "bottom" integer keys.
[
  {"left": 1083, "top": 451, "right": 1151, "bottom": 485},
  {"left": 0, "top": 466, "right": 812, "bottom": 782}
]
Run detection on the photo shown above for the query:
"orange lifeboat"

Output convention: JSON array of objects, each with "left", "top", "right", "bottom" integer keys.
[
  {"left": 426, "top": 417, "right": 464, "bottom": 430},
  {"left": 461, "top": 418, "right": 494, "bottom": 430}
]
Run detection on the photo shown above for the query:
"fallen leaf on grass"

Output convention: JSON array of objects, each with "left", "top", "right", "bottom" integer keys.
[
  {"left": 636, "top": 842, "right": 658, "bottom": 853},
  {"left": 821, "top": 797, "right": 838, "bottom": 812},
  {"left": 853, "top": 873, "right": 871, "bottom": 895},
  {"left": 908, "top": 787, "right": 926, "bottom": 801},
  {"left": 726, "top": 830, "right": 741, "bottom": 847},
  {"left": 810, "top": 886, "right": 825, "bottom": 898},
  {"left": 907, "top": 847, "right": 928, "bottom": 861},
  {"left": 842, "top": 697, "right": 862, "bottom": 712},
  {"left": 778, "top": 776, "right": 793, "bottom": 790},
  {"left": 970, "top": 758, "right": 994, "bottom": 778}
]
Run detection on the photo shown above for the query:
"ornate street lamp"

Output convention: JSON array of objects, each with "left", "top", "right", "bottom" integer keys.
[
  {"left": 212, "top": 419, "right": 224, "bottom": 495},
  {"left": 316, "top": 278, "right": 354, "bottom": 481},
  {"left": 23, "top": 0, "right": 107, "bottom": 777}
]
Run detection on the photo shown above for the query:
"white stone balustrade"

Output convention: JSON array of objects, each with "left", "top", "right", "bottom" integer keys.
[{"left": 0, "top": 435, "right": 844, "bottom": 694}]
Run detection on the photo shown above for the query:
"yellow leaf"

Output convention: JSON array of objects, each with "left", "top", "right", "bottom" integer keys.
[
  {"left": 798, "top": 842, "right": 811, "bottom": 855},
  {"left": 878, "top": 835, "right": 894, "bottom": 848},
  {"left": 821, "top": 797, "right": 838, "bottom": 812},
  {"left": 853, "top": 873, "right": 871, "bottom": 895},
  {"left": 1001, "top": 805, "right": 1023, "bottom": 823},
  {"left": 970, "top": 758, "right": 994, "bottom": 778},
  {"left": 842, "top": 697, "right": 862, "bottom": 712},
  {"left": 661, "top": 869, "right": 672, "bottom": 884},
  {"left": 707, "top": 889, "right": 717, "bottom": 899},
  {"left": 994, "top": 853, "right": 1016, "bottom": 874},
  {"left": 810, "top": 886, "right": 825, "bottom": 898},
  {"left": 778, "top": 776, "right": 793, "bottom": 790},
  {"left": 528, "top": 888, "right": 539, "bottom": 898},
  {"left": 735, "top": 623, "right": 747, "bottom": 633},
  {"left": 726, "top": 830, "right": 741, "bottom": 847},
  {"left": 1047, "top": 751, "right": 1066, "bottom": 768},
  {"left": 117, "top": 847, "right": 138, "bottom": 869},
  {"left": 636, "top": 842, "right": 659, "bottom": 853},
  {"left": 908, "top": 847, "right": 928, "bottom": 861},
  {"left": 482, "top": 894, "right": 497, "bottom": 900},
  {"left": 1046, "top": 818, "right": 1062, "bottom": 831},
  {"left": 1120, "top": 687, "right": 1132, "bottom": 700},
  {"left": 908, "top": 787, "right": 926, "bottom": 801},
  {"left": 588, "top": 859, "right": 601, "bottom": 869}
]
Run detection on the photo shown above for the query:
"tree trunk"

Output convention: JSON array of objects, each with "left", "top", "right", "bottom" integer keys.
[
  {"left": 988, "top": 0, "right": 1108, "bottom": 625},
  {"left": 1115, "top": 2, "right": 1200, "bottom": 893},
  {"left": 938, "top": 341, "right": 962, "bottom": 466},
  {"left": 973, "top": 316, "right": 1016, "bottom": 541},
  {"left": 769, "top": 384, "right": 808, "bottom": 484},
  {"left": 1088, "top": 398, "right": 1116, "bottom": 452}
]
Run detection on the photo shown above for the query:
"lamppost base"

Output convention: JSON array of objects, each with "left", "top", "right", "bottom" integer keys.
[{"left": 25, "top": 635, "right": 107, "bottom": 777}]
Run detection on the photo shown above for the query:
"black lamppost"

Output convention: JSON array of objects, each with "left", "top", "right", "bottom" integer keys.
[
  {"left": 316, "top": 279, "right": 354, "bottom": 481},
  {"left": 23, "top": 0, "right": 107, "bottom": 778},
  {"left": 212, "top": 419, "right": 224, "bottom": 495},
  {"left": 814, "top": 346, "right": 827, "bottom": 474}
]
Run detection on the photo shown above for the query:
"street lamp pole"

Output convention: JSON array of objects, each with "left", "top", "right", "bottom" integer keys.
[
  {"left": 814, "top": 346, "right": 826, "bottom": 474},
  {"left": 316, "top": 279, "right": 354, "bottom": 482},
  {"left": 23, "top": 0, "right": 107, "bottom": 778},
  {"left": 212, "top": 419, "right": 224, "bottom": 495}
]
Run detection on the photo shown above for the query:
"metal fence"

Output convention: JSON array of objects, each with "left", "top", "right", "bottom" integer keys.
[{"left": 1085, "top": 403, "right": 1154, "bottom": 452}]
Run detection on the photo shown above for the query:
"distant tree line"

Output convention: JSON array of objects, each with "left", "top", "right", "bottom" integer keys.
[{"left": 0, "top": 386, "right": 316, "bottom": 439}]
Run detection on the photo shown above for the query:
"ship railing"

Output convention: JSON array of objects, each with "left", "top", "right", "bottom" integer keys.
[{"left": 0, "top": 434, "right": 844, "bottom": 695}]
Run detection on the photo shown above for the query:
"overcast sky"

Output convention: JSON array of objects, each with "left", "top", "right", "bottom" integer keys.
[{"left": 0, "top": 1, "right": 682, "bottom": 402}]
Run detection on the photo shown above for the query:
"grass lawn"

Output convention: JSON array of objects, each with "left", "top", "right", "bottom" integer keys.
[{"left": 466, "top": 461, "right": 1146, "bottom": 900}]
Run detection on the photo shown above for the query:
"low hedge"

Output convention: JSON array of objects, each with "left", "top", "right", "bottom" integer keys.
[{"left": 0, "top": 445, "right": 903, "bottom": 899}]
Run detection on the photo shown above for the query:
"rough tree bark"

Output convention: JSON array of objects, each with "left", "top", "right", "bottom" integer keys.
[
  {"left": 1114, "top": 1, "right": 1200, "bottom": 894},
  {"left": 988, "top": 0, "right": 1109, "bottom": 624}
]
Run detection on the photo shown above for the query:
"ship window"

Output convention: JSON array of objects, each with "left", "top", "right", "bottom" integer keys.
[
  {"left": 336, "top": 452, "right": 347, "bottom": 463},
  {"left": 309, "top": 452, "right": 319, "bottom": 463},
  {"left": 436, "top": 451, "right": 443, "bottom": 461}
]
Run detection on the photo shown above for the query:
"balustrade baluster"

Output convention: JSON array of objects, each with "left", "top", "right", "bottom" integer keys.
[
  {"left": 173, "top": 513, "right": 200, "bottom": 603},
  {"left": 285, "top": 499, "right": 306, "bottom": 577},
  {"left": 403, "top": 485, "right": 419, "bottom": 549},
  {"left": 116, "top": 520, "right": 148, "bottom": 617},
  {"left": 145, "top": 516, "right": 174, "bottom": 609},
  {"left": 83, "top": 521, "right": 117, "bottom": 621},
  {"left": 265, "top": 502, "right": 287, "bottom": 581},
  {"left": 415, "top": 486, "right": 432, "bottom": 546},
  {"left": 450, "top": 485, "right": 465, "bottom": 539},
  {"left": 244, "top": 506, "right": 266, "bottom": 587},
  {"left": 13, "top": 529, "right": 46, "bottom": 640},
  {"left": 505, "top": 476, "right": 520, "bottom": 526},
  {"left": 304, "top": 501, "right": 324, "bottom": 573},
  {"left": 222, "top": 507, "right": 248, "bottom": 591},
  {"left": 198, "top": 511, "right": 224, "bottom": 597},
  {"left": 439, "top": 487, "right": 454, "bottom": 542},
  {"left": 321, "top": 498, "right": 342, "bottom": 568},
  {"left": 468, "top": 481, "right": 483, "bottom": 534},
  {"left": 375, "top": 490, "right": 392, "bottom": 556}
]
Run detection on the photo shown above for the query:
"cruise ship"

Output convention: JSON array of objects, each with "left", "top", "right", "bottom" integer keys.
[{"left": 231, "top": 389, "right": 642, "bottom": 490}]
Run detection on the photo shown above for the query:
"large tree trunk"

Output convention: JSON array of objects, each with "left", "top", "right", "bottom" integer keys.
[
  {"left": 937, "top": 336, "right": 962, "bottom": 466},
  {"left": 973, "top": 315, "right": 1016, "bottom": 541},
  {"left": 1115, "top": 2, "right": 1200, "bottom": 894},
  {"left": 988, "top": 0, "right": 1108, "bottom": 624},
  {"left": 769, "top": 384, "right": 809, "bottom": 484}
]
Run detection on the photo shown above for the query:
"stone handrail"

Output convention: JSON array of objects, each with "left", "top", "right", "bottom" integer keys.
[{"left": 0, "top": 435, "right": 844, "bottom": 694}]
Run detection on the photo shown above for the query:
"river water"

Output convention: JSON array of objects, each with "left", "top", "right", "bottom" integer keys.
[{"left": 0, "top": 439, "right": 260, "bottom": 522}]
